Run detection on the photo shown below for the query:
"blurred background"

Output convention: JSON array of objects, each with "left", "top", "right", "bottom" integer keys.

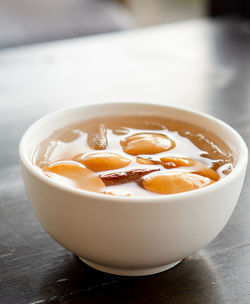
[{"left": 0, "top": 0, "right": 249, "bottom": 49}]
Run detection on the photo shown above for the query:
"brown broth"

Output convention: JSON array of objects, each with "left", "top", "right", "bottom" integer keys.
[{"left": 33, "top": 116, "right": 234, "bottom": 196}]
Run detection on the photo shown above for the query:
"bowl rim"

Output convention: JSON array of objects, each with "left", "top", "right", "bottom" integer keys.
[{"left": 19, "top": 102, "right": 248, "bottom": 203}]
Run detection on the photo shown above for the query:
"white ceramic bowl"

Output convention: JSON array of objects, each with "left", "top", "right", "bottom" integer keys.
[{"left": 19, "top": 103, "right": 248, "bottom": 276}]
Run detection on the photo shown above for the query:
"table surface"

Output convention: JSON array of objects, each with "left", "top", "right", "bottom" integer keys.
[{"left": 0, "top": 18, "right": 250, "bottom": 304}]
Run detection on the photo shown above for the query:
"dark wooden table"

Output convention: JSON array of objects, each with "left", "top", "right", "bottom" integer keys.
[{"left": 0, "top": 18, "right": 249, "bottom": 304}]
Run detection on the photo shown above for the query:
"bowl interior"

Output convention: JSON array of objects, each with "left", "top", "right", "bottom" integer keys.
[{"left": 20, "top": 102, "right": 248, "bottom": 196}]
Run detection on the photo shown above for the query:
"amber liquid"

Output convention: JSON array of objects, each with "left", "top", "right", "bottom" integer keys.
[{"left": 33, "top": 116, "right": 234, "bottom": 196}]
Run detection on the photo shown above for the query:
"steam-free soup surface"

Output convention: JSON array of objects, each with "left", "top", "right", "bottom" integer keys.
[{"left": 33, "top": 116, "right": 234, "bottom": 196}]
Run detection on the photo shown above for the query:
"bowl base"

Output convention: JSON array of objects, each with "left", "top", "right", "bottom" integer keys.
[{"left": 79, "top": 257, "right": 182, "bottom": 276}]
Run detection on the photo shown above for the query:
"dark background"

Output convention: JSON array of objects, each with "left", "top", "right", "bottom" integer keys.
[{"left": 0, "top": 0, "right": 249, "bottom": 49}]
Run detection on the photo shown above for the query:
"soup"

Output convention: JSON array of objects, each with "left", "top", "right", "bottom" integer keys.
[{"left": 33, "top": 116, "right": 234, "bottom": 196}]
